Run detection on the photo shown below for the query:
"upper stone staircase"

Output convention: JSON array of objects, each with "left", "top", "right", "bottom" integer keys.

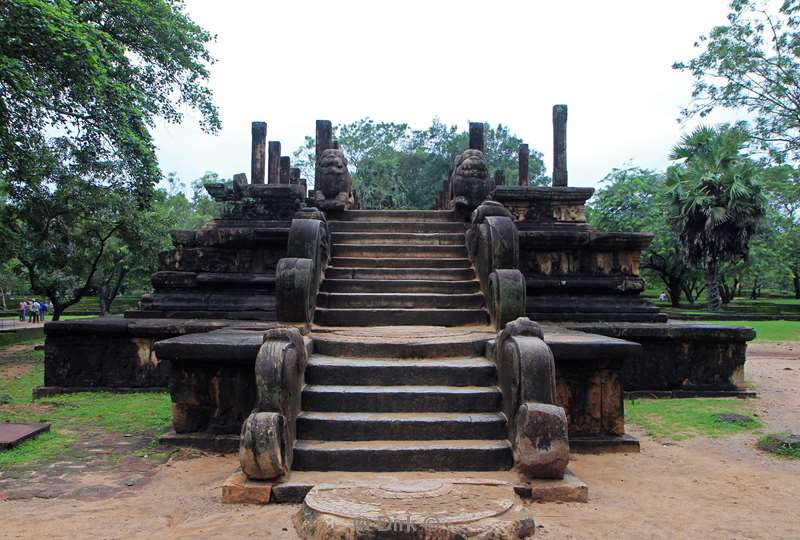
[{"left": 314, "top": 210, "right": 490, "bottom": 326}]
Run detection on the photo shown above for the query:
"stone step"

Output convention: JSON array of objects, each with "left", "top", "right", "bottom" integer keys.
[
  {"left": 320, "top": 279, "right": 480, "bottom": 294},
  {"left": 292, "top": 439, "right": 512, "bottom": 471},
  {"left": 314, "top": 308, "right": 489, "bottom": 326},
  {"left": 316, "top": 292, "right": 485, "bottom": 310},
  {"left": 331, "top": 232, "right": 465, "bottom": 246},
  {"left": 324, "top": 267, "right": 475, "bottom": 281},
  {"left": 302, "top": 385, "right": 502, "bottom": 412},
  {"left": 312, "top": 334, "right": 490, "bottom": 359},
  {"left": 337, "top": 210, "right": 458, "bottom": 222},
  {"left": 329, "top": 221, "right": 467, "bottom": 233},
  {"left": 330, "top": 257, "right": 471, "bottom": 269},
  {"left": 332, "top": 244, "right": 467, "bottom": 259},
  {"left": 296, "top": 412, "right": 507, "bottom": 441},
  {"left": 305, "top": 356, "right": 496, "bottom": 386}
]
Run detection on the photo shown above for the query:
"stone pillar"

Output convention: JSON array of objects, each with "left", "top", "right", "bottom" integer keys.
[
  {"left": 495, "top": 170, "right": 505, "bottom": 186},
  {"left": 518, "top": 144, "right": 529, "bottom": 186},
  {"left": 280, "top": 156, "right": 291, "bottom": 185},
  {"left": 469, "top": 122, "right": 485, "bottom": 153},
  {"left": 289, "top": 167, "right": 301, "bottom": 185},
  {"left": 268, "top": 141, "right": 281, "bottom": 185},
  {"left": 251, "top": 122, "right": 267, "bottom": 184},
  {"left": 315, "top": 120, "right": 333, "bottom": 162},
  {"left": 553, "top": 105, "right": 568, "bottom": 187}
]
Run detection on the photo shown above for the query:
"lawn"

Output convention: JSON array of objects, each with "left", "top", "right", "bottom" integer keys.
[
  {"left": 705, "top": 320, "right": 800, "bottom": 341},
  {"left": 0, "top": 343, "right": 172, "bottom": 469},
  {"left": 625, "top": 398, "right": 761, "bottom": 440}
]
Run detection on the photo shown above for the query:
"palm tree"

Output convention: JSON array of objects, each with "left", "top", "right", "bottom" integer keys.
[{"left": 665, "top": 125, "right": 767, "bottom": 311}]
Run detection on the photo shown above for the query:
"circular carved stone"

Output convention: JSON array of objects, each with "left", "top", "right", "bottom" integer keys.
[{"left": 294, "top": 479, "right": 535, "bottom": 539}]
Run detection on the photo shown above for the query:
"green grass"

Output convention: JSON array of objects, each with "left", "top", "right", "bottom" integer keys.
[
  {"left": 757, "top": 433, "right": 800, "bottom": 459},
  {"left": 625, "top": 398, "right": 761, "bottom": 440},
  {"left": 0, "top": 353, "right": 172, "bottom": 469},
  {"left": 705, "top": 320, "right": 800, "bottom": 342}
]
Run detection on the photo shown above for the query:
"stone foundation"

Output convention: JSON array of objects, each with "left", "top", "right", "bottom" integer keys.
[{"left": 564, "top": 322, "right": 755, "bottom": 392}]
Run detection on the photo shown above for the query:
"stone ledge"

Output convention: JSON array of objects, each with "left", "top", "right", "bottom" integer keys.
[
  {"left": 625, "top": 389, "right": 757, "bottom": 399},
  {"left": 221, "top": 470, "right": 272, "bottom": 504},
  {"left": 564, "top": 321, "right": 756, "bottom": 342},
  {"left": 159, "top": 430, "right": 239, "bottom": 453},
  {"left": 569, "top": 433, "right": 640, "bottom": 454},
  {"left": 33, "top": 386, "right": 166, "bottom": 399},
  {"left": 523, "top": 468, "right": 588, "bottom": 503}
]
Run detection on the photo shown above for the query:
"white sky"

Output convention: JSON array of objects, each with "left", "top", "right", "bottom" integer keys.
[{"left": 152, "top": 0, "right": 739, "bottom": 192}]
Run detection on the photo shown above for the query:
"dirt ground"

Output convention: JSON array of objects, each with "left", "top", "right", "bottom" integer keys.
[{"left": 1, "top": 342, "right": 799, "bottom": 539}]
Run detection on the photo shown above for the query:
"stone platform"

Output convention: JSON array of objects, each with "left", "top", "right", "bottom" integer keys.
[{"left": 155, "top": 324, "right": 639, "bottom": 456}]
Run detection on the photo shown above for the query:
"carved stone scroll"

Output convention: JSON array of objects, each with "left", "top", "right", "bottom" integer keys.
[{"left": 494, "top": 318, "right": 568, "bottom": 479}]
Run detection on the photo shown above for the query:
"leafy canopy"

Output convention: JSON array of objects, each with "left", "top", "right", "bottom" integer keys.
[
  {"left": 0, "top": 0, "right": 220, "bottom": 200},
  {"left": 293, "top": 118, "right": 548, "bottom": 210},
  {"left": 674, "top": 0, "right": 800, "bottom": 163}
]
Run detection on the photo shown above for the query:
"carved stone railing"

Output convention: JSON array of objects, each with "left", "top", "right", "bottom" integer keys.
[
  {"left": 275, "top": 208, "right": 330, "bottom": 325},
  {"left": 467, "top": 200, "right": 526, "bottom": 330},
  {"left": 494, "top": 318, "right": 569, "bottom": 479},
  {"left": 239, "top": 327, "right": 307, "bottom": 480}
]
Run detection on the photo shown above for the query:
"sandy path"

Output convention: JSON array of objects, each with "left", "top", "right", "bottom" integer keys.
[{"left": 1, "top": 343, "right": 799, "bottom": 539}]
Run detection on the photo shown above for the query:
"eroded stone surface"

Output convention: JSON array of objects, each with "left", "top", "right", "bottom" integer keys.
[{"left": 294, "top": 479, "right": 534, "bottom": 539}]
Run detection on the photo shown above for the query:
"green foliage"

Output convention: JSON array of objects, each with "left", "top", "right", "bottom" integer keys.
[
  {"left": 293, "top": 118, "right": 547, "bottom": 210},
  {"left": 674, "top": 0, "right": 800, "bottom": 163},
  {"left": 625, "top": 398, "right": 761, "bottom": 440},
  {"left": 666, "top": 125, "right": 767, "bottom": 310},
  {"left": 757, "top": 432, "right": 800, "bottom": 458},
  {"left": 588, "top": 167, "right": 705, "bottom": 306},
  {"left": 0, "top": 0, "right": 219, "bottom": 201}
]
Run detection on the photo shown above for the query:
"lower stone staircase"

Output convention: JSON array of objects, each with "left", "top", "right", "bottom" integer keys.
[
  {"left": 314, "top": 210, "right": 490, "bottom": 326},
  {"left": 292, "top": 328, "right": 512, "bottom": 471}
]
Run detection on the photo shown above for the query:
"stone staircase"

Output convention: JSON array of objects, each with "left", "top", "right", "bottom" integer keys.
[
  {"left": 314, "top": 210, "right": 490, "bottom": 326},
  {"left": 292, "top": 328, "right": 513, "bottom": 471}
]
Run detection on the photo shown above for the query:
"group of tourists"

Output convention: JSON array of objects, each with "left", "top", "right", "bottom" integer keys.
[{"left": 18, "top": 299, "right": 50, "bottom": 323}]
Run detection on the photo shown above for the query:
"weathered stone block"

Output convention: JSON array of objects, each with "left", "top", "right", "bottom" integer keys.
[{"left": 513, "top": 402, "right": 569, "bottom": 480}]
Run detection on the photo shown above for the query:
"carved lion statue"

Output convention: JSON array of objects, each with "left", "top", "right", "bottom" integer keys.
[
  {"left": 314, "top": 148, "right": 353, "bottom": 211},
  {"left": 450, "top": 149, "right": 494, "bottom": 215}
]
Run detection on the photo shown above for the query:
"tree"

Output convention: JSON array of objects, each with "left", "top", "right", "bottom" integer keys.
[
  {"left": 674, "top": 0, "right": 800, "bottom": 163},
  {"left": 666, "top": 125, "right": 767, "bottom": 311},
  {"left": 292, "top": 118, "right": 548, "bottom": 209},
  {"left": 0, "top": 0, "right": 219, "bottom": 318},
  {"left": 588, "top": 167, "right": 702, "bottom": 307},
  {"left": 761, "top": 164, "right": 800, "bottom": 297},
  {"left": 0, "top": 0, "right": 219, "bottom": 203}
]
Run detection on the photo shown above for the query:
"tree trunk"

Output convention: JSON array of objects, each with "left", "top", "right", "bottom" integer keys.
[
  {"left": 668, "top": 280, "right": 682, "bottom": 308},
  {"left": 750, "top": 278, "right": 760, "bottom": 300},
  {"left": 707, "top": 258, "right": 721, "bottom": 311},
  {"left": 52, "top": 305, "right": 65, "bottom": 321},
  {"left": 0, "top": 288, "right": 6, "bottom": 311},
  {"left": 794, "top": 271, "right": 800, "bottom": 300}
]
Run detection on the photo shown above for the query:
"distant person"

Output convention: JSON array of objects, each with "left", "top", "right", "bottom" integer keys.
[
  {"left": 19, "top": 299, "right": 26, "bottom": 321},
  {"left": 39, "top": 300, "right": 47, "bottom": 322},
  {"left": 658, "top": 292, "right": 668, "bottom": 302},
  {"left": 30, "top": 301, "right": 40, "bottom": 323}
]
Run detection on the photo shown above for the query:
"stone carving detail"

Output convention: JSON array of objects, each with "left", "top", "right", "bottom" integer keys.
[
  {"left": 314, "top": 148, "right": 354, "bottom": 211},
  {"left": 467, "top": 201, "right": 525, "bottom": 330},
  {"left": 240, "top": 327, "right": 307, "bottom": 480},
  {"left": 204, "top": 181, "right": 306, "bottom": 221},
  {"left": 495, "top": 317, "right": 569, "bottom": 479},
  {"left": 275, "top": 211, "right": 330, "bottom": 324},
  {"left": 450, "top": 149, "right": 494, "bottom": 215}
]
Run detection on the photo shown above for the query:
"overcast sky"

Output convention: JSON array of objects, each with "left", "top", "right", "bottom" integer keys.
[{"left": 152, "top": 0, "right": 739, "bottom": 192}]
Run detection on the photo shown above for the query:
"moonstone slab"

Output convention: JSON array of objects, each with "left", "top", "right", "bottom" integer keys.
[{"left": 293, "top": 479, "right": 535, "bottom": 539}]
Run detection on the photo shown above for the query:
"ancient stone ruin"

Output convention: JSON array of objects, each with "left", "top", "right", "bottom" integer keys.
[{"left": 40, "top": 108, "right": 755, "bottom": 523}]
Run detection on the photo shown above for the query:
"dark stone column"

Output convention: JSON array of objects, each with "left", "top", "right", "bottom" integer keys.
[
  {"left": 289, "top": 167, "right": 301, "bottom": 185},
  {"left": 553, "top": 105, "right": 568, "bottom": 187},
  {"left": 251, "top": 122, "right": 267, "bottom": 184},
  {"left": 315, "top": 120, "right": 333, "bottom": 162},
  {"left": 469, "top": 122, "right": 485, "bottom": 152},
  {"left": 280, "top": 156, "right": 291, "bottom": 185},
  {"left": 268, "top": 141, "right": 281, "bottom": 185},
  {"left": 518, "top": 144, "right": 529, "bottom": 186},
  {"left": 495, "top": 170, "right": 505, "bottom": 186}
]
